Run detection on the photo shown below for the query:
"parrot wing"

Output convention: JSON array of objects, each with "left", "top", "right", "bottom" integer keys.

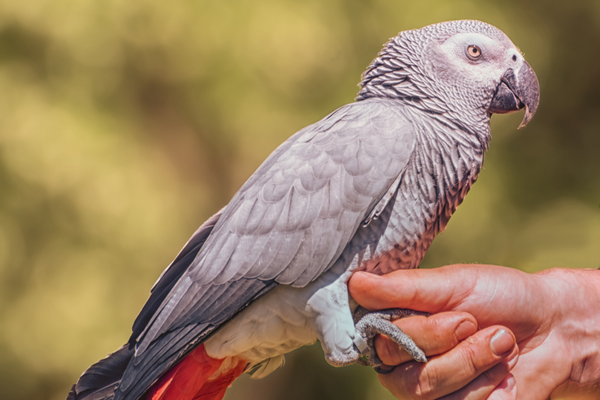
[
  {"left": 116, "top": 99, "right": 416, "bottom": 400},
  {"left": 129, "top": 210, "right": 223, "bottom": 345}
]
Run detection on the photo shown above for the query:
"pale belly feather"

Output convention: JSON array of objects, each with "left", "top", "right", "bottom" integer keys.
[{"left": 204, "top": 284, "right": 320, "bottom": 364}]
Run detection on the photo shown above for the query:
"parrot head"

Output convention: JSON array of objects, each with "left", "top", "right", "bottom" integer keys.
[{"left": 357, "top": 20, "right": 540, "bottom": 130}]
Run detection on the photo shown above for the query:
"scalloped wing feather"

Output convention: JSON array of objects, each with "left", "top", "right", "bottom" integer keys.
[{"left": 115, "top": 99, "right": 416, "bottom": 400}]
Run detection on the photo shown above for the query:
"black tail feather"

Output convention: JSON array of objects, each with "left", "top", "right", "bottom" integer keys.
[
  {"left": 68, "top": 344, "right": 134, "bottom": 400},
  {"left": 70, "top": 210, "right": 222, "bottom": 400}
]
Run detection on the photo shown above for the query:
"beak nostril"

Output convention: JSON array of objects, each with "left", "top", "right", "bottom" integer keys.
[{"left": 512, "top": 55, "right": 517, "bottom": 62}]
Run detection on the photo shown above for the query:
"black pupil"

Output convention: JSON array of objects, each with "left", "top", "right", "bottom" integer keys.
[{"left": 471, "top": 46, "right": 478, "bottom": 54}]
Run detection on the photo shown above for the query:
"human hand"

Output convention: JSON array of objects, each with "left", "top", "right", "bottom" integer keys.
[
  {"left": 368, "top": 309, "right": 519, "bottom": 399},
  {"left": 349, "top": 265, "right": 600, "bottom": 399}
]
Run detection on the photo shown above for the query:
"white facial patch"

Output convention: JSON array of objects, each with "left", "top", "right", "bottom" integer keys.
[
  {"left": 426, "top": 32, "right": 511, "bottom": 87},
  {"left": 443, "top": 32, "right": 505, "bottom": 63}
]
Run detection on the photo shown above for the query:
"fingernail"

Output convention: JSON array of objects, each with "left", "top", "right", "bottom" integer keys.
[
  {"left": 455, "top": 320, "right": 477, "bottom": 341},
  {"left": 490, "top": 329, "right": 514, "bottom": 356}
]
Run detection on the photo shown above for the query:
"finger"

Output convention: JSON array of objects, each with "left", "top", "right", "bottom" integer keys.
[
  {"left": 349, "top": 266, "right": 483, "bottom": 313},
  {"left": 379, "top": 327, "right": 518, "bottom": 400},
  {"left": 349, "top": 265, "right": 533, "bottom": 315},
  {"left": 486, "top": 374, "right": 517, "bottom": 400},
  {"left": 350, "top": 267, "right": 549, "bottom": 343},
  {"left": 440, "top": 368, "right": 517, "bottom": 400},
  {"left": 376, "top": 312, "right": 478, "bottom": 366}
]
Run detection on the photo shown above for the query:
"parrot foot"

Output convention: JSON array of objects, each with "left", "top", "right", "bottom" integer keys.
[{"left": 352, "top": 307, "right": 429, "bottom": 369}]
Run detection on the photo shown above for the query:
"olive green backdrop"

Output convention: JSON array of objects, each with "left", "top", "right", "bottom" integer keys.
[{"left": 0, "top": 1, "right": 598, "bottom": 399}]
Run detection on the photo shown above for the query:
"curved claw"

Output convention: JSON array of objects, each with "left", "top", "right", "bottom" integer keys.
[
  {"left": 353, "top": 307, "right": 429, "bottom": 369},
  {"left": 374, "top": 365, "right": 395, "bottom": 374},
  {"left": 355, "top": 357, "right": 369, "bottom": 367}
]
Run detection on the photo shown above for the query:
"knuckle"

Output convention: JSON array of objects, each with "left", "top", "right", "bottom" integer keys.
[
  {"left": 414, "top": 363, "right": 438, "bottom": 400},
  {"left": 485, "top": 362, "right": 509, "bottom": 383},
  {"left": 458, "top": 341, "right": 479, "bottom": 376},
  {"left": 478, "top": 367, "right": 498, "bottom": 386},
  {"left": 391, "top": 362, "right": 435, "bottom": 400}
]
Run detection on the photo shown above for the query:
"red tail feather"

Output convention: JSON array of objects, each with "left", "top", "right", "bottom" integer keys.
[
  {"left": 146, "top": 345, "right": 246, "bottom": 400},
  {"left": 192, "top": 359, "right": 246, "bottom": 400}
]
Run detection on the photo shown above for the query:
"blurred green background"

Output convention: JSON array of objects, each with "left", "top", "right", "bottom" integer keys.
[{"left": 0, "top": 0, "right": 598, "bottom": 399}]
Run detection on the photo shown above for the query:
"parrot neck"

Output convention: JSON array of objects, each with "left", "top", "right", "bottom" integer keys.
[{"left": 356, "top": 35, "right": 492, "bottom": 150}]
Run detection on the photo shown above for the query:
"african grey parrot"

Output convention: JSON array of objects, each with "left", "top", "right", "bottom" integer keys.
[{"left": 68, "top": 19, "right": 539, "bottom": 400}]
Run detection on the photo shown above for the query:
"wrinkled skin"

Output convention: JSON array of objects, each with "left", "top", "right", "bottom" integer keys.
[{"left": 349, "top": 265, "right": 600, "bottom": 399}]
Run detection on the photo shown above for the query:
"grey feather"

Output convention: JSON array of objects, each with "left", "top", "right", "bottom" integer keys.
[
  {"left": 70, "top": 19, "right": 540, "bottom": 400},
  {"left": 112, "top": 99, "right": 416, "bottom": 400}
]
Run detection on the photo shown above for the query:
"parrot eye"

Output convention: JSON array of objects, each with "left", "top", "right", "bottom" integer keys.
[{"left": 466, "top": 45, "right": 482, "bottom": 60}]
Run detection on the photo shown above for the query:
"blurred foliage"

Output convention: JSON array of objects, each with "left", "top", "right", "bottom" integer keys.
[{"left": 0, "top": 0, "right": 598, "bottom": 399}]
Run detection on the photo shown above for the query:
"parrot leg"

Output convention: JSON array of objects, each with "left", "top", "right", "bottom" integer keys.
[
  {"left": 352, "top": 307, "right": 428, "bottom": 371},
  {"left": 305, "top": 268, "right": 429, "bottom": 369},
  {"left": 307, "top": 277, "right": 364, "bottom": 368}
]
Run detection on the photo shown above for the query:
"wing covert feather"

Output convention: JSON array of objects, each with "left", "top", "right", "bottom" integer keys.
[{"left": 116, "top": 99, "right": 416, "bottom": 400}]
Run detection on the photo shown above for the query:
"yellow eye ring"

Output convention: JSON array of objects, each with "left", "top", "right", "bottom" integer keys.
[{"left": 466, "top": 45, "right": 482, "bottom": 60}]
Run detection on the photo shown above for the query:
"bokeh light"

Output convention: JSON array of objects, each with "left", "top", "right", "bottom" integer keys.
[{"left": 0, "top": 1, "right": 598, "bottom": 399}]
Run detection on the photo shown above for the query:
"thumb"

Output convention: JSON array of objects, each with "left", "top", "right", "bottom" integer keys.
[{"left": 348, "top": 264, "right": 483, "bottom": 313}]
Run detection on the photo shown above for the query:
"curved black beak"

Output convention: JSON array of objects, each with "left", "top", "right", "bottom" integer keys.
[{"left": 489, "top": 60, "right": 540, "bottom": 129}]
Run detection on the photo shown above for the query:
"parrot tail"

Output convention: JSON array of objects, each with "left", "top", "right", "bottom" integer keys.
[
  {"left": 67, "top": 343, "right": 134, "bottom": 400},
  {"left": 146, "top": 344, "right": 247, "bottom": 400},
  {"left": 68, "top": 344, "right": 245, "bottom": 400}
]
